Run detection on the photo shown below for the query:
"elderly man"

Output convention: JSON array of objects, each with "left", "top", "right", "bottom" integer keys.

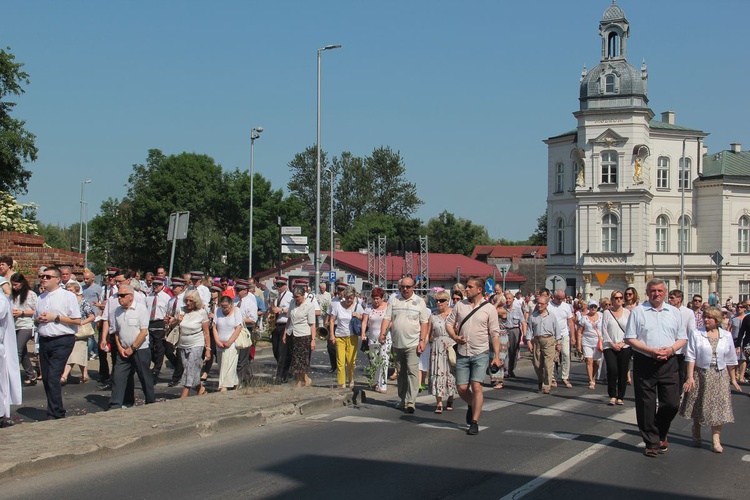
[
  {"left": 147, "top": 277, "right": 172, "bottom": 379},
  {"left": 504, "top": 290, "right": 526, "bottom": 378},
  {"left": 109, "top": 285, "right": 155, "bottom": 409},
  {"left": 270, "top": 277, "right": 293, "bottom": 382},
  {"left": 549, "top": 289, "right": 575, "bottom": 388},
  {"left": 526, "top": 295, "right": 560, "bottom": 395},
  {"left": 446, "top": 277, "right": 501, "bottom": 435},
  {"left": 380, "top": 276, "right": 430, "bottom": 413},
  {"left": 164, "top": 277, "right": 188, "bottom": 387},
  {"left": 33, "top": 267, "right": 82, "bottom": 418},
  {"left": 625, "top": 279, "right": 686, "bottom": 457},
  {"left": 234, "top": 280, "right": 258, "bottom": 373}
]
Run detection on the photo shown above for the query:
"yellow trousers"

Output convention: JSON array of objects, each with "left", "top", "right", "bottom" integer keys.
[{"left": 336, "top": 335, "right": 358, "bottom": 385}]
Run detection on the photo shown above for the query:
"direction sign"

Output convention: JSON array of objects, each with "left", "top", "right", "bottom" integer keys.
[
  {"left": 281, "top": 244, "right": 308, "bottom": 254},
  {"left": 328, "top": 271, "right": 337, "bottom": 282},
  {"left": 281, "top": 235, "right": 308, "bottom": 245},
  {"left": 485, "top": 277, "right": 495, "bottom": 294},
  {"left": 496, "top": 263, "right": 510, "bottom": 277},
  {"left": 347, "top": 274, "right": 356, "bottom": 285},
  {"left": 281, "top": 226, "right": 302, "bottom": 235},
  {"left": 307, "top": 252, "right": 328, "bottom": 264}
]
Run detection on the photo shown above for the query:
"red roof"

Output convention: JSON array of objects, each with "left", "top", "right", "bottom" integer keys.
[{"left": 470, "top": 244, "right": 547, "bottom": 260}]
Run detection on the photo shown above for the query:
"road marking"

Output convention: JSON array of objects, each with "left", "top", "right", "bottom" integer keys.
[
  {"left": 503, "top": 430, "right": 579, "bottom": 440},
  {"left": 742, "top": 455, "right": 750, "bottom": 462},
  {"left": 499, "top": 431, "right": 625, "bottom": 500},
  {"left": 418, "top": 422, "right": 489, "bottom": 432},
  {"left": 528, "top": 394, "right": 601, "bottom": 416},
  {"left": 484, "top": 392, "right": 543, "bottom": 412},
  {"left": 333, "top": 416, "right": 393, "bottom": 424},
  {"left": 604, "top": 407, "right": 636, "bottom": 424}
]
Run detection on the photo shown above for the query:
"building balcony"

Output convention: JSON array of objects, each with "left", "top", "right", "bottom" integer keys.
[
  {"left": 644, "top": 252, "right": 714, "bottom": 268},
  {"left": 580, "top": 253, "right": 632, "bottom": 267}
]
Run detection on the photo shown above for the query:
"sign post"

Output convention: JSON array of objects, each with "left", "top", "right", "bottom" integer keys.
[
  {"left": 167, "top": 211, "right": 190, "bottom": 279},
  {"left": 496, "top": 263, "right": 510, "bottom": 291},
  {"left": 594, "top": 273, "right": 610, "bottom": 299}
]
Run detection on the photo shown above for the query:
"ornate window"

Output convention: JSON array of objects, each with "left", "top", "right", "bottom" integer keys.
[
  {"left": 601, "top": 151, "right": 618, "bottom": 184},
  {"left": 602, "top": 213, "right": 619, "bottom": 252},
  {"left": 657, "top": 156, "right": 669, "bottom": 189},
  {"left": 605, "top": 74, "right": 616, "bottom": 93},
  {"left": 739, "top": 216, "right": 750, "bottom": 253},
  {"left": 555, "top": 163, "right": 564, "bottom": 193},
  {"left": 679, "top": 157, "right": 692, "bottom": 190},
  {"left": 556, "top": 218, "right": 565, "bottom": 254},
  {"left": 678, "top": 215, "right": 691, "bottom": 253},
  {"left": 655, "top": 215, "right": 669, "bottom": 253}
]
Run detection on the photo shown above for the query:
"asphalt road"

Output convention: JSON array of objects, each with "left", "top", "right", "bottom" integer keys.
[{"left": 2, "top": 353, "right": 748, "bottom": 499}]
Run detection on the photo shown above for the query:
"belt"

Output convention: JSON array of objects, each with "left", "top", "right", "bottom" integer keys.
[{"left": 534, "top": 334, "right": 553, "bottom": 338}]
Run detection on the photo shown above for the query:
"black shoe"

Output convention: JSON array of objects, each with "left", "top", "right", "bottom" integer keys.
[
  {"left": 329, "top": 367, "right": 337, "bottom": 373},
  {"left": 466, "top": 405, "right": 473, "bottom": 425},
  {"left": 405, "top": 403, "right": 415, "bottom": 414},
  {"left": 507, "top": 371, "right": 515, "bottom": 379},
  {"left": 167, "top": 381, "right": 178, "bottom": 387},
  {"left": 467, "top": 420, "right": 479, "bottom": 435}
]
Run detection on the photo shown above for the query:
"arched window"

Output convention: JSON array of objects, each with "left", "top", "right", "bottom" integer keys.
[
  {"left": 657, "top": 156, "right": 669, "bottom": 189},
  {"left": 656, "top": 215, "right": 669, "bottom": 253},
  {"left": 739, "top": 216, "right": 750, "bottom": 253},
  {"left": 607, "top": 33, "right": 620, "bottom": 58},
  {"left": 605, "top": 74, "right": 616, "bottom": 93},
  {"left": 556, "top": 218, "right": 565, "bottom": 254},
  {"left": 601, "top": 151, "right": 618, "bottom": 184},
  {"left": 679, "top": 157, "right": 692, "bottom": 190},
  {"left": 602, "top": 213, "right": 619, "bottom": 252},
  {"left": 678, "top": 215, "right": 691, "bottom": 253}
]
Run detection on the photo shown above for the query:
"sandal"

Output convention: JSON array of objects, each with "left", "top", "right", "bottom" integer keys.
[
  {"left": 589, "top": 382, "right": 596, "bottom": 390},
  {"left": 446, "top": 399, "right": 454, "bottom": 411},
  {"left": 492, "top": 382, "right": 504, "bottom": 390},
  {"left": 563, "top": 379, "right": 573, "bottom": 388},
  {"left": 434, "top": 404, "right": 443, "bottom": 414},
  {"left": 23, "top": 377, "right": 37, "bottom": 387},
  {"left": 197, "top": 386, "right": 207, "bottom": 396},
  {"left": 616, "top": 399, "right": 624, "bottom": 405}
]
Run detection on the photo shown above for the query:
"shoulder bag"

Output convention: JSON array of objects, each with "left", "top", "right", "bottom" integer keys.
[{"left": 452, "top": 301, "right": 492, "bottom": 359}]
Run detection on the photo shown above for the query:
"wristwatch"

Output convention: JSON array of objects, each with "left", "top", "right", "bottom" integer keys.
[{"left": 54, "top": 315, "right": 61, "bottom": 324}]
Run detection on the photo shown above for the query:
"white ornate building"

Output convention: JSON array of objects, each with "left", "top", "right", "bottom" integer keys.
[{"left": 544, "top": 2, "right": 750, "bottom": 302}]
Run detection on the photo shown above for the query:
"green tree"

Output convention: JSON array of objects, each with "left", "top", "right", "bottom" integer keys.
[
  {"left": 0, "top": 47, "right": 37, "bottom": 195},
  {"left": 425, "top": 210, "right": 494, "bottom": 255},
  {"left": 368, "top": 146, "right": 422, "bottom": 218},
  {"left": 528, "top": 210, "right": 547, "bottom": 246},
  {"left": 286, "top": 145, "right": 333, "bottom": 250},
  {"left": 332, "top": 153, "right": 371, "bottom": 235},
  {"left": 0, "top": 190, "right": 37, "bottom": 233},
  {"left": 37, "top": 222, "right": 79, "bottom": 251},
  {"left": 340, "top": 213, "right": 422, "bottom": 254}
]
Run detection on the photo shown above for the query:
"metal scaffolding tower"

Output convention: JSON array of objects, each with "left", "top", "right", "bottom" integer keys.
[
  {"left": 367, "top": 240, "right": 376, "bottom": 286},
  {"left": 419, "top": 235, "right": 429, "bottom": 292},
  {"left": 377, "top": 235, "right": 387, "bottom": 289}
]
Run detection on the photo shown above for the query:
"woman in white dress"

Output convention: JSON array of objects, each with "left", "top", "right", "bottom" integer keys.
[
  {"left": 1, "top": 289, "right": 22, "bottom": 424},
  {"left": 576, "top": 300, "right": 603, "bottom": 389},
  {"left": 213, "top": 295, "right": 244, "bottom": 392},
  {"left": 361, "top": 288, "right": 389, "bottom": 393}
]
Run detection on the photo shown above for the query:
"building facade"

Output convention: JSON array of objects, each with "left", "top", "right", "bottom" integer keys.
[{"left": 544, "top": 2, "right": 750, "bottom": 302}]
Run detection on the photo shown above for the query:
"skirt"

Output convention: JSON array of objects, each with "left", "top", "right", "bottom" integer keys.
[
  {"left": 217, "top": 345, "right": 239, "bottom": 389},
  {"left": 178, "top": 346, "right": 204, "bottom": 389},
  {"left": 289, "top": 335, "right": 312, "bottom": 376},
  {"left": 66, "top": 339, "right": 88, "bottom": 367},
  {"left": 679, "top": 367, "right": 735, "bottom": 426}
]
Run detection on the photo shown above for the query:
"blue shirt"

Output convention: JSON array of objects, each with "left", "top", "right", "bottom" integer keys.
[{"left": 624, "top": 301, "right": 685, "bottom": 355}]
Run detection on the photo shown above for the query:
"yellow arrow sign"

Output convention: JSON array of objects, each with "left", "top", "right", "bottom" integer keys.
[{"left": 595, "top": 273, "right": 610, "bottom": 286}]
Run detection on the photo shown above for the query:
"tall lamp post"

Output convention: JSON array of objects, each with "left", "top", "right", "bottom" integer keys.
[
  {"left": 328, "top": 167, "right": 335, "bottom": 274},
  {"left": 79, "top": 179, "right": 91, "bottom": 254},
  {"left": 316, "top": 44, "right": 341, "bottom": 292},
  {"left": 249, "top": 126, "right": 263, "bottom": 278}
]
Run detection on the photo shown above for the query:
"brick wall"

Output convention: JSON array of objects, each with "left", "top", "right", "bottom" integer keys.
[{"left": 0, "top": 231, "right": 85, "bottom": 277}]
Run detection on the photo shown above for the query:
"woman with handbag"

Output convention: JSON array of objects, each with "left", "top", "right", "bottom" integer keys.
[
  {"left": 428, "top": 290, "right": 456, "bottom": 413},
  {"left": 176, "top": 290, "right": 211, "bottom": 397},
  {"left": 61, "top": 281, "right": 96, "bottom": 384},
  {"left": 284, "top": 285, "right": 316, "bottom": 387},
  {"left": 576, "top": 299, "right": 603, "bottom": 390},
  {"left": 328, "top": 286, "right": 363, "bottom": 389},
  {"left": 601, "top": 290, "right": 631, "bottom": 405},
  {"left": 213, "top": 295, "right": 243, "bottom": 392},
  {"left": 10, "top": 273, "right": 38, "bottom": 386},
  {"left": 362, "top": 287, "right": 389, "bottom": 393}
]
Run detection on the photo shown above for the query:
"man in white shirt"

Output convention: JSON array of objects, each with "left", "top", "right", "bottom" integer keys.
[
  {"left": 234, "top": 280, "right": 258, "bottom": 374},
  {"left": 164, "top": 277, "right": 188, "bottom": 386},
  {"left": 549, "top": 289, "right": 576, "bottom": 388},
  {"left": 270, "top": 277, "right": 293, "bottom": 381},
  {"left": 504, "top": 291, "right": 526, "bottom": 378},
  {"left": 147, "top": 277, "right": 172, "bottom": 379},
  {"left": 189, "top": 271, "right": 211, "bottom": 310},
  {"left": 667, "top": 289, "right": 697, "bottom": 390},
  {"left": 33, "top": 267, "right": 82, "bottom": 419},
  {"left": 109, "top": 285, "right": 155, "bottom": 409}
]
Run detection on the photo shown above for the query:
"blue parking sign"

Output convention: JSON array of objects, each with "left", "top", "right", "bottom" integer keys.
[{"left": 328, "top": 271, "right": 337, "bottom": 282}]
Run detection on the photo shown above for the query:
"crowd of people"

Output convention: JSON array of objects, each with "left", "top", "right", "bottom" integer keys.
[{"left": 0, "top": 257, "right": 747, "bottom": 456}]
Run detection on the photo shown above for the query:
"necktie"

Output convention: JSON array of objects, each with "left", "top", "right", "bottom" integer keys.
[{"left": 150, "top": 294, "right": 158, "bottom": 321}]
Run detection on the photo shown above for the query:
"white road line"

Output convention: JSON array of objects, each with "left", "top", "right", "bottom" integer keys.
[
  {"left": 332, "top": 416, "right": 394, "bottom": 424},
  {"left": 503, "top": 430, "right": 579, "bottom": 440},
  {"left": 742, "top": 455, "right": 750, "bottom": 462},
  {"left": 499, "top": 431, "right": 625, "bottom": 500},
  {"left": 604, "top": 407, "right": 636, "bottom": 424},
  {"left": 528, "top": 394, "right": 601, "bottom": 416},
  {"left": 418, "top": 422, "right": 489, "bottom": 432},
  {"left": 484, "top": 393, "right": 543, "bottom": 412}
]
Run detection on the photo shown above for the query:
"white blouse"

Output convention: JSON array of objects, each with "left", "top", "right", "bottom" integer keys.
[
  {"left": 685, "top": 328, "right": 737, "bottom": 371},
  {"left": 601, "top": 308, "right": 630, "bottom": 349}
]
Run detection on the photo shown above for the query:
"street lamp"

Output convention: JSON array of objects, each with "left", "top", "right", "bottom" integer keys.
[
  {"left": 316, "top": 44, "right": 341, "bottom": 292},
  {"left": 249, "top": 126, "right": 263, "bottom": 278},
  {"left": 79, "top": 180, "right": 91, "bottom": 254},
  {"left": 328, "top": 167, "right": 335, "bottom": 274}
]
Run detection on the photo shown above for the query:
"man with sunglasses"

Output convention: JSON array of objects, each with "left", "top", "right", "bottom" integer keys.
[
  {"left": 33, "top": 267, "right": 82, "bottom": 419},
  {"left": 380, "top": 276, "right": 430, "bottom": 414},
  {"left": 109, "top": 284, "right": 155, "bottom": 409},
  {"left": 691, "top": 295, "right": 704, "bottom": 328}
]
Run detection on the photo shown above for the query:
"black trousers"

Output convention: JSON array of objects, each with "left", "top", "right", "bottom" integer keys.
[
  {"left": 98, "top": 330, "right": 113, "bottom": 381},
  {"left": 603, "top": 347, "right": 630, "bottom": 400},
  {"left": 39, "top": 335, "right": 75, "bottom": 419},
  {"left": 272, "top": 323, "right": 291, "bottom": 379},
  {"left": 676, "top": 353, "right": 686, "bottom": 390},
  {"left": 506, "top": 327, "right": 521, "bottom": 374},
  {"left": 633, "top": 352, "right": 680, "bottom": 449},
  {"left": 164, "top": 337, "right": 183, "bottom": 383},
  {"left": 148, "top": 320, "right": 166, "bottom": 372},
  {"left": 327, "top": 339, "right": 337, "bottom": 370},
  {"left": 109, "top": 348, "right": 155, "bottom": 409}
]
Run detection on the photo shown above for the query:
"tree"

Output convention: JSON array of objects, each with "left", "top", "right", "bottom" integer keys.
[
  {"left": 340, "top": 213, "right": 422, "bottom": 254},
  {"left": 0, "top": 190, "right": 37, "bottom": 233},
  {"left": 528, "top": 210, "right": 547, "bottom": 246},
  {"left": 0, "top": 47, "right": 37, "bottom": 195},
  {"left": 368, "top": 146, "right": 422, "bottom": 218},
  {"left": 425, "top": 211, "right": 494, "bottom": 255},
  {"left": 331, "top": 153, "right": 371, "bottom": 235},
  {"left": 286, "top": 145, "right": 332, "bottom": 250},
  {"left": 37, "top": 222, "right": 79, "bottom": 251}
]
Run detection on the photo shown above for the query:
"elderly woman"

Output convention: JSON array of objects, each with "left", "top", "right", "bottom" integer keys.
[
  {"left": 284, "top": 285, "right": 316, "bottom": 387},
  {"left": 429, "top": 290, "right": 456, "bottom": 413},
  {"left": 362, "top": 287, "right": 389, "bottom": 393},
  {"left": 601, "top": 290, "right": 631, "bottom": 405},
  {"left": 490, "top": 293, "right": 510, "bottom": 390},
  {"left": 680, "top": 306, "right": 742, "bottom": 453},
  {"left": 329, "top": 285, "right": 364, "bottom": 389},
  {"left": 176, "top": 290, "right": 210, "bottom": 397},
  {"left": 577, "top": 299, "right": 602, "bottom": 390},
  {"left": 213, "top": 295, "right": 243, "bottom": 392},
  {"left": 10, "top": 273, "right": 38, "bottom": 386},
  {"left": 61, "top": 281, "right": 97, "bottom": 384}
]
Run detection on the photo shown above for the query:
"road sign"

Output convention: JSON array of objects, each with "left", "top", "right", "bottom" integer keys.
[
  {"left": 307, "top": 252, "right": 328, "bottom": 264},
  {"left": 711, "top": 251, "right": 723, "bottom": 265},
  {"left": 281, "top": 226, "right": 302, "bottom": 235},
  {"left": 496, "top": 263, "right": 510, "bottom": 277},
  {"left": 167, "top": 211, "right": 190, "bottom": 241},
  {"left": 545, "top": 275, "right": 566, "bottom": 291},
  {"left": 595, "top": 273, "right": 610, "bottom": 286},
  {"left": 347, "top": 274, "right": 356, "bottom": 285},
  {"left": 281, "top": 244, "right": 308, "bottom": 254},
  {"left": 485, "top": 277, "right": 495, "bottom": 294},
  {"left": 281, "top": 235, "right": 308, "bottom": 245},
  {"left": 328, "top": 271, "right": 337, "bottom": 282}
]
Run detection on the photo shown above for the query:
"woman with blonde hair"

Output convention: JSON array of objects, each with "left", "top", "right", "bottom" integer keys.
[
  {"left": 329, "top": 285, "right": 363, "bottom": 388},
  {"left": 429, "top": 290, "right": 456, "bottom": 412}
]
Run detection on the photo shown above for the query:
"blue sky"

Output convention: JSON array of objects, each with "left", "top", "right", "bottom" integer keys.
[{"left": 7, "top": 0, "right": 749, "bottom": 241}]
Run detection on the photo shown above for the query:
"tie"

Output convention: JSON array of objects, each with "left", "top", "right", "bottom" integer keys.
[{"left": 150, "top": 294, "right": 158, "bottom": 321}]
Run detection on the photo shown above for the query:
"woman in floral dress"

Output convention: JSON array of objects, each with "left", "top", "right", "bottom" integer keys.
[
  {"left": 361, "top": 288, "right": 389, "bottom": 393},
  {"left": 490, "top": 293, "right": 509, "bottom": 389},
  {"left": 429, "top": 290, "right": 456, "bottom": 413}
]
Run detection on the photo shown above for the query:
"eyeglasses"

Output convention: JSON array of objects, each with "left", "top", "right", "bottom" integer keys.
[
  {"left": 116, "top": 293, "right": 131, "bottom": 298},
  {"left": 625, "top": 292, "right": 633, "bottom": 296},
  {"left": 114, "top": 278, "right": 126, "bottom": 284},
  {"left": 40, "top": 274, "right": 57, "bottom": 280},
  {"left": 452, "top": 296, "right": 461, "bottom": 301},
  {"left": 693, "top": 298, "right": 702, "bottom": 302},
  {"left": 613, "top": 296, "right": 623, "bottom": 300},
  {"left": 436, "top": 298, "right": 448, "bottom": 303},
  {"left": 399, "top": 285, "right": 414, "bottom": 289}
]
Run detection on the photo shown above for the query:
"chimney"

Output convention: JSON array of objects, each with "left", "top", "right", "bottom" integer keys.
[
  {"left": 661, "top": 111, "right": 675, "bottom": 124},
  {"left": 730, "top": 143, "right": 742, "bottom": 153}
]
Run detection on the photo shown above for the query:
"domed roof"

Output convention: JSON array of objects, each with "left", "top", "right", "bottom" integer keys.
[
  {"left": 603, "top": 2, "right": 626, "bottom": 21},
  {"left": 580, "top": 59, "right": 646, "bottom": 101}
]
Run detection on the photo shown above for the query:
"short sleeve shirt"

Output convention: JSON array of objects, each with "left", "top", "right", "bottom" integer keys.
[{"left": 384, "top": 294, "right": 430, "bottom": 349}]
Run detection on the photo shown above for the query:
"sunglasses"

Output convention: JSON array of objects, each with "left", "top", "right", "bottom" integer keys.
[
  {"left": 40, "top": 274, "right": 57, "bottom": 280},
  {"left": 399, "top": 284, "right": 414, "bottom": 289},
  {"left": 613, "top": 296, "right": 623, "bottom": 300},
  {"left": 436, "top": 298, "right": 448, "bottom": 303},
  {"left": 117, "top": 293, "right": 131, "bottom": 298}
]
